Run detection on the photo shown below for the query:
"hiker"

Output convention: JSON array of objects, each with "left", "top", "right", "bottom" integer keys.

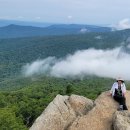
[{"left": 110, "top": 77, "right": 128, "bottom": 111}]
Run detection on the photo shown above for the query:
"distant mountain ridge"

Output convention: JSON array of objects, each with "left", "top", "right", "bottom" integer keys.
[
  {"left": 0, "top": 24, "right": 112, "bottom": 39},
  {"left": 0, "top": 19, "right": 52, "bottom": 27}
]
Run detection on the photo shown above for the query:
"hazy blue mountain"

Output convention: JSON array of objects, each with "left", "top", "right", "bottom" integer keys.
[
  {"left": 48, "top": 24, "right": 111, "bottom": 31},
  {"left": 0, "top": 24, "right": 112, "bottom": 39},
  {"left": 0, "top": 19, "right": 52, "bottom": 27},
  {"left": 0, "top": 24, "right": 49, "bottom": 38}
]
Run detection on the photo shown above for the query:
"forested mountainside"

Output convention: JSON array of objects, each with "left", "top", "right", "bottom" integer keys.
[
  {"left": 1, "top": 28, "right": 130, "bottom": 129},
  {"left": 0, "top": 76, "right": 130, "bottom": 129},
  {"left": 1, "top": 29, "right": 130, "bottom": 83},
  {"left": 0, "top": 76, "right": 118, "bottom": 129}
]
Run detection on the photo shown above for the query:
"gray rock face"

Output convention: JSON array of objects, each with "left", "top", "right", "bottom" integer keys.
[
  {"left": 113, "top": 111, "right": 130, "bottom": 130},
  {"left": 29, "top": 94, "right": 94, "bottom": 130},
  {"left": 30, "top": 91, "right": 130, "bottom": 130},
  {"left": 68, "top": 91, "right": 118, "bottom": 130},
  {"left": 69, "top": 91, "right": 130, "bottom": 130},
  {"left": 69, "top": 94, "right": 94, "bottom": 116}
]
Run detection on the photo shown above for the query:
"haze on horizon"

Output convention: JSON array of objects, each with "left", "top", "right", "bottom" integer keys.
[{"left": 0, "top": 0, "right": 130, "bottom": 25}]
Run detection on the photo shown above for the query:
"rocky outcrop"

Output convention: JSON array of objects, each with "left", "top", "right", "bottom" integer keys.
[
  {"left": 30, "top": 94, "right": 93, "bottom": 130},
  {"left": 69, "top": 91, "right": 130, "bottom": 130},
  {"left": 69, "top": 94, "right": 94, "bottom": 116},
  {"left": 113, "top": 111, "right": 130, "bottom": 130},
  {"left": 30, "top": 91, "right": 130, "bottom": 130}
]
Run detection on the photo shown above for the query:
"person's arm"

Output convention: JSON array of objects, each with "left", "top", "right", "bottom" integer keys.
[
  {"left": 108, "top": 83, "right": 115, "bottom": 96},
  {"left": 108, "top": 93, "right": 112, "bottom": 96},
  {"left": 122, "top": 83, "right": 126, "bottom": 97},
  {"left": 123, "top": 93, "right": 126, "bottom": 97}
]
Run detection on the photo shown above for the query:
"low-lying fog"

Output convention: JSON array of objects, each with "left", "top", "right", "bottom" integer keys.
[{"left": 22, "top": 47, "right": 130, "bottom": 80}]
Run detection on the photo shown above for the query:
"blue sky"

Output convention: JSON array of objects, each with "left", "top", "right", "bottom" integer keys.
[{"left": 0, "top": 0, "right": 130, "bottom": 24}]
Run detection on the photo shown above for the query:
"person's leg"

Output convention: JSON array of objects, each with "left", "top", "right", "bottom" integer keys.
[
  {"left": 121, "top": 97, "right": 128, "bottom": 110},
  {"left": 114, "top": 95, "right": 128, "bottom": 110},
  {"left": 113, "top": 95, "right": 123, "bottom": 110},
  {"left": 113, "top": 95, "right": 121, "bottom": 104},
  {"left": 123, "top": 104, "right": 128, "bottom": 110}
]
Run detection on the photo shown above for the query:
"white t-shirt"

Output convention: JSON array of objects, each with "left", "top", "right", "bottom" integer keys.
[{"left": 110, "top": 82, "right": 126, "bottom": 97}]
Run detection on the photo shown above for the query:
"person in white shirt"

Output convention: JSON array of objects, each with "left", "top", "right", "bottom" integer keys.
[{"left": 110, "top": 77, "right": 128, "bottom": 110}]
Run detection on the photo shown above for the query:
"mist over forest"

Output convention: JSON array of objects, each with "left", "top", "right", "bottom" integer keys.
[
  {"left": 1, "top": 23, "right": 130, "bottom": 129},
  {"left": 22, "top": 47, "right": 130, "bottom": 80}
]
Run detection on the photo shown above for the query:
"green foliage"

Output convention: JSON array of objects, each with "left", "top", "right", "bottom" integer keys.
[
  {"left": 0, "top": 30, "right": 130, "bottom": 83},
  {"left": 0, "top": 30, "right": 130, "bottom": 129},
  {"left": 0, "top": 76, "right": 130, "bottom": 129},
  {"left": 0, "top": 108, "right": 27, "bottom": 130},
  {"left": 0, "top": 76, "right": 114, "bottom": 127},
  {"left": 125, "top": 81, "right": 130, "bottom": 90},
  {"left": 66, "top": 83, "right": 73, "bottom": 95}
]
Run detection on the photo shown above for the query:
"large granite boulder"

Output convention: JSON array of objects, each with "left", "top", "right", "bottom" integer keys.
[
  {"left": 68, "top": 91, "right": 130, "bottom": 130},
  {"left": 113, "top": 111, "right": 130, "bottom": 130},
  {"left": 30, "top": 94, "right": 94, "bottom": 130},
  {"left": 69, "top": 94, "right": 94, "bottom": 116},
  {"left": 30, "top": 91, "right": 130, "bottom": 130}
]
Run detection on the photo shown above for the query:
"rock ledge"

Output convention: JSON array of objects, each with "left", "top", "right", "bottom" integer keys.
[{"left": 30, "top": 91, "right": 130, "bottom": 130}]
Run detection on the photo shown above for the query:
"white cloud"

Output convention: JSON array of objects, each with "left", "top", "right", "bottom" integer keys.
[
  {"left": 22, "top": 57, "right": 56, "bottom": 77},
  {"left": 17, "top": 16, "right": 24, "bottom": 19},
  {"left": 95, "top": 35, "right": 102, "bottom": 39},
  {"left": 22, "top": 48, "right": 130, "bottom": 80},
  {"left": 1, "top": 0, "right": 130, "bottom": 24},
  {"left": 67, "top": 15, "right": 72, "bottom": 19},
  {"left": 0, "top": 16, "right": 11, "bottom": 20},
  {"left": 115, "top": 18, "right": 130, "bottom": 30},
  {"left": 127, "top": 44, "right": 130, "bottom": 49},
  {"left": 80, "top": 28, "right": 88, "bottom": 33},
  {"left": 35, "top": 17, "right": 41, "bottom": 20}
]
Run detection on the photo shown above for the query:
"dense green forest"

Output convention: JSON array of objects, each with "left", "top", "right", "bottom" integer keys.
[
  {"left": 0, "top": 76, "right": 125, "bottom": 129},
  {"left": 1, "top": 29, "right": 130, "bottom": 83},
  {"left": 0, "top": 76, "right": 130, "bottom": 129},
  {"left": 1, "top": 29, "right": 130, "bottom": 129}
]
